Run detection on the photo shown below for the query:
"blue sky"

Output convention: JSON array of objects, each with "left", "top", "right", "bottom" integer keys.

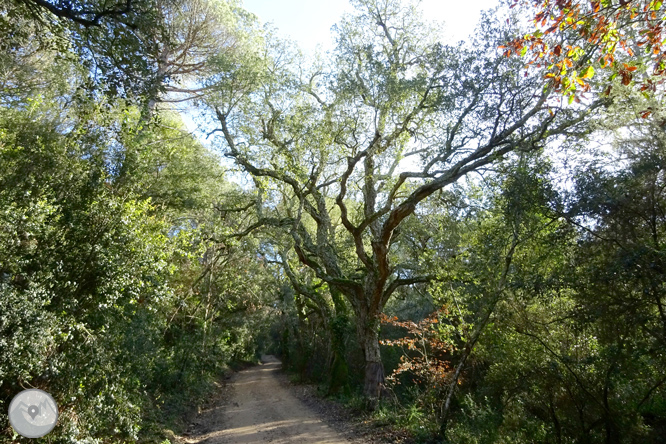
[{"left": 241, "top": 0, "right": 500, "bottom": 53}]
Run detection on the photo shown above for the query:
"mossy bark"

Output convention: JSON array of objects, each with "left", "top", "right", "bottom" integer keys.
[{"left": 327, "top": 313, "right": 350, "bottom": 395}]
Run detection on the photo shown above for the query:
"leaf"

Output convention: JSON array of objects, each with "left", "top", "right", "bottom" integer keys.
[
  {"left": 621, "top": 71, "right": 632, "bottom": 85},
  {"left": 581, "top": 66, "right": 595, "bottom": 78}
]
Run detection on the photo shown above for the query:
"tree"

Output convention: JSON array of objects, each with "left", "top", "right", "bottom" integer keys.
[
  {"left": 15, "top": 0, "right": 146, "bottom": 26},
  {"left": 4, "top": 0, "right": 167, "bottom": 100},
  {"left": 0, "top": 28, "right": 276, "bottom": 439},
  {"left": 436, "top": 96, "right": 666, "bottom": 442},
  {"left": 562, "top": 118, "right": 666, "bottom": 442},
  {"left": 504, "top": 0, "right": 666, "bottom": 98},
  {"left": 146, "top": 0, "right": 259, "bottom": 111},
  {"left": 0, "top": 95, "right": 176, "bottom": 439},
  {"left": 207, "top": 0, "right": 604, "bottom": 398}
]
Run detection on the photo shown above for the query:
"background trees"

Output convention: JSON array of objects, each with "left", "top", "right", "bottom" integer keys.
[
  {"left": 0, "top": 1, "right": 279, "bottom": 441},
  {"left": 4, "top": 0, "right": 165, "bottom": 100}
]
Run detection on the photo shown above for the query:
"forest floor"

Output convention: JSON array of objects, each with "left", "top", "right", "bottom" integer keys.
[{"left": 177, "top": 355, "right": 412, "bottom": 444}]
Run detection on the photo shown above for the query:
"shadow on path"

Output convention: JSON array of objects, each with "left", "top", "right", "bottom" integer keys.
[{"left": 185, "top": 355, "right": 352, "bottom": 444}]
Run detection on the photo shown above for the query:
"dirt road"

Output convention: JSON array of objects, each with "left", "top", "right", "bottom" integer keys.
[{"left": 184, "top": 355, "right": 356, "bottom": 444}]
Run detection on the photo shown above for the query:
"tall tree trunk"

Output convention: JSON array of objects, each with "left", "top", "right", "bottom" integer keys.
[
  {"left": 357, "top": 311, "right": 385, "bottom": 399},
  {"left": 328, "top": 314, "right": 350, "bottom": 395},
  {"left": 328, "top": 288, "right": 350, "bottom": 394}
]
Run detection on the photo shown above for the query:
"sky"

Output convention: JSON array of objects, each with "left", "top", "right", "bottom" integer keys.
[{"left": 241, "top": 0, "right": 500, "bottom": 53}]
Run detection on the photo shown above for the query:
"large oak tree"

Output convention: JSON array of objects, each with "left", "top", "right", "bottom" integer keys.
[{"left": 207, "top": 0, "right": 603, "bottom": 397}]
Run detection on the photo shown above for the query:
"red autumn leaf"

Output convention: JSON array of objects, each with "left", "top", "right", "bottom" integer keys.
[{"left": 622, "top": 71, "right": 632, "bottom": 85}]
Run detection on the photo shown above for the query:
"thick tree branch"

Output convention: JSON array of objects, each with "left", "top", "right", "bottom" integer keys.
[
  {"left": 19, "top": 0, "right": 135, "bottom": 27},
  {"left": 382, "top": 275, "right": 435, "bottom": 306}
]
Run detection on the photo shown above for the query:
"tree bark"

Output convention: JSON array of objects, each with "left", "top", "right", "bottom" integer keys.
[
  {"left": 358, "top": 311, "right": 385, "bottom": 399},
  {"left": 328, "top": 319, "right": 350, "bottom": 395},
  {"left": 328, "top": 289, "right": 350, "bottom": 394}
]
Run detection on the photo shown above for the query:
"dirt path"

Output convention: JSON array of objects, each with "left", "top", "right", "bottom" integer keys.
[{"left": 183, "top": 355, "right": 357, "bottom": 444}]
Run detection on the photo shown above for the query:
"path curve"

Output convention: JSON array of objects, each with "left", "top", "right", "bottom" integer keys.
[{"left": 185, "top": 355, "right": 354, "bottom": 444}]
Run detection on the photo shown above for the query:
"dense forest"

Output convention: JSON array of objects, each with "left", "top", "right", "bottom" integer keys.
[{"left": 1, "top": 0, "right": 665, "bottom": 442}]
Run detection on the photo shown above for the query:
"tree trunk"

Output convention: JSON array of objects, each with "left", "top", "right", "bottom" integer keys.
[
  {"left": 358, "top": 316, "right": 385, "bottom": 399},
  {"left": 328, "top": 314, "right": 350, "bottom": 395}
]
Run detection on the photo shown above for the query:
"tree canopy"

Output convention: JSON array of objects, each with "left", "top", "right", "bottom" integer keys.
[{"left": 505, "top": 0, "right": 666, "bottom": 98}]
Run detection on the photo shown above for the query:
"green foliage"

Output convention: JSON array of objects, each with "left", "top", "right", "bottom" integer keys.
[
  {"left": 2, "top": 0, "right": 165, "bottom": 101},
  {"left": 0, "top": 36, "right": 276, "bottom": 443}
]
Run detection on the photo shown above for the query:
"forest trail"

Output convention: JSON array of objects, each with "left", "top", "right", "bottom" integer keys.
[{"left": 183, "top": 355, "right": 356, "bottom": 444}]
